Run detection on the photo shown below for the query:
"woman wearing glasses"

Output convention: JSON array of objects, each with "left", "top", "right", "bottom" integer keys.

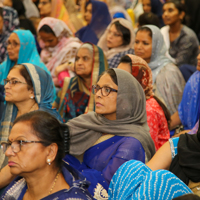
[
  {"left": 98, "top": 18, "right": 135, "bottom": 68},
  {"left": 64, "top": 68, "right": 155, "bottom": 197},
  {"left": 53, "top": 42, "right": 108, "bottom": 122},
  {"left": 0, "top": 111, "right": 93, "bottom": 200},
  {"left": 0, "top": 63, "right": 62, "bottom": 171}
]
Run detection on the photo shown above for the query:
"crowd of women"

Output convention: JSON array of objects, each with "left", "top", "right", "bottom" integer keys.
[{"left": 0, "top": 0, "right": 200, "bottom": 199}]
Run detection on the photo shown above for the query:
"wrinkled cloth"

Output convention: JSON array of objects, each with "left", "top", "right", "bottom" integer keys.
[{"left": 109, "top": 160, "right": 192, "bottom": 200}]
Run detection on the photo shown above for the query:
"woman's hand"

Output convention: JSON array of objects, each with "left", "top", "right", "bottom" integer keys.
[{"left": 54, "top": 62, "right": 75, "bottom": 76}]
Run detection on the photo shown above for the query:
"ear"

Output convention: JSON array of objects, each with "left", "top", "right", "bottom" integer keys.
[
  {"left": 179, "top": 11, "right": 185, "bottom": 21},
  {"left": 28, "top": 88, "right": 35, "bottom": 99},
  {"left": 46, "top": 143, "right": 58, "bottom": 165}
]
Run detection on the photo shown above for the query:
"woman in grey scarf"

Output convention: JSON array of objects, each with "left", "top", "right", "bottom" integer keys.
[{"left": 64, "top": 68, "right": 155, "bottom": 198}]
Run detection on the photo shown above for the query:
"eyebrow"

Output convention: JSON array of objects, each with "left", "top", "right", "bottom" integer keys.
[
  {"left": 96, "top": 83, "right": 113, "bottom": 87},
  {"left": 8, "top": 136, "right": 27, "bottom": 142}
]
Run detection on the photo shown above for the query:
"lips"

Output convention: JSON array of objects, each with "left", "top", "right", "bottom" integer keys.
[
  {"left": 96, "top": 102, "right": 103, "bottom": 107},
  {"left": 8, "top": 161, "right": 16, "bottom": 166}
]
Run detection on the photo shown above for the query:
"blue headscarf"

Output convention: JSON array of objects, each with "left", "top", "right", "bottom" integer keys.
[
  {"left": 0, "top": 29, "right": 50, "bottom": 85},
  {"left": 178, "top": 71, "right": 200, "bottom": 130},
  {"left": 108, "top": 160, "right": 192, "bottom": 200},
  {"left": 75, "top": 0, "right": 111, "bottom": 45}
]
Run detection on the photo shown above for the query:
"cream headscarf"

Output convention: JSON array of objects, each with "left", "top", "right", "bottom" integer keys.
[
  {"left": 97, "top": 18, "right": 135, "bottom": 59},
  {"left": 67, "top": 68, "right": 155, "bottom": 162}
]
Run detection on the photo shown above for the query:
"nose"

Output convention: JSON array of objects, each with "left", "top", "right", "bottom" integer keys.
[
  {"left": 4, "top": 81, "right": 10, "bottom": 89},
  {"left": 44, "top": 41, "right": 50, "bottom": 48},
  {"left": 95, "top": 88, "right": 102, "bottom": 97},
  {"left": 5, "top": 145, "right": 15, "bottom": 157}
]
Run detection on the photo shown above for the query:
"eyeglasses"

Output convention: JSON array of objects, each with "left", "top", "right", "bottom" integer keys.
[
  {"left": 4, "top": 79, "right": 28, "bottom": 87},
  {"left": 107, "top": 30, "right": 123, "bottom": 37},
  {"left": 6, "top": 41, "right": 20, "bottom": 48},
  {"left": 38, "top": 1, "right": 50, "bottom": 6},
  {"left": 1, "top": 140, "right": 47, "bottom": 154},
  {"left": 92, "top": 85, "right": 118, "bottom": 97}
]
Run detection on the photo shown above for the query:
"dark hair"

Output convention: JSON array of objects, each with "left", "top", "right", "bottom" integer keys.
[
  {"left": 11, "top": 65, "right": 33, "bottom": 90},
  {"left": 119, "top": 55, "right": 132, "bottom": 70},
  {"left": 13, "top": 110, "right": 70, "bottom": 169},
  {"left": 39, "top": 24, "right": 55, "bottom": 36},
  {"left": 153, "top": 96, "right": 171, "bottom": 128},
  {"left": 98, "top": 68, "right": 118, "bottom": 86},
  {"left": 138, "top": 12, "right": 160, "bottom": 28},
  {"left": 12, "top": 0, "right": 26, "bottom": 17},
  {"left": 0, "top": 7, "right": 3, "bottom": 18},
  {"left": 137, "top": 26, "right": 152, "bottom": 38},
  {"left": 172, "top": 194, "right": 200, "bottom": 200},
  {"left": 112, "top": 21, "right": 131, "bottom": 46}
]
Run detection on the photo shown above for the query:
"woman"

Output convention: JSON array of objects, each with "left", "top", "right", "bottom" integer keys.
[
  {"left": 170, "top": 55, "right": 200, "bottom": 131},
  {"left": 118, "top": 54, "right": 170, "bottom": 150},
  {"left": 64, "top": 68, "right": 155, "bottom": 197},
  {"left": 109, "top": 159, "right": 192, "bottom": 200},
  {"left": 38, "top": 0, "right": 76, "bottom": 33},
  {"left": 75, "top": 0, "right": 111, "bottom": 45},
  {"left": 0, "top": 110, "right": 93, "bottom": 199},
  {"left": 0, "top": 6, "right": 19, "bottom": 64},
  {"left": 0, "top": 29, "right": 50, "bottom": 85},
  {"left": 37, "top": 17, "right": 82, "bottom": 87},
  {"left": 161, "top": 0, "right": 199, "bottom": 66},
  {"left": 146, "top": 118, "right": 200, "bottom": 196},
  {"left": 98, "top": 18, "right": 135, "bottom": 69},
  {"left": 134, "top": 25, "right": 185, "bottom": 115},
  {"left": 0, "top": 63, "right": 62, "bottom": 169},
  {"left": 54, "top": 42, "right": 108, "bottom": 122}
]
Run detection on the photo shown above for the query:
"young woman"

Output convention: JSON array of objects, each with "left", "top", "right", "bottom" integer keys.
[
  {"left": 161, "top": 0, "right": 199, "bottom": 66},
  {"left": 64, "top": 68, "right": 155, "bottom": 197},
  {"left": 118, "top": 55, "right": 170, "bottom": 150},
  {"left": 98, "top": 18, "right": 135, "bottom": 68},
  {"left": 134, "top": 25, "right": 185, "bottom": 115}
]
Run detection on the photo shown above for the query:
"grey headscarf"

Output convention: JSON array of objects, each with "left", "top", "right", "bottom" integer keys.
[
  {"left": 143, "top": 25, "right": 171, "bottom": 84},
  {"left": 67, "top": 68, "right": 155, "bottom": 161}
]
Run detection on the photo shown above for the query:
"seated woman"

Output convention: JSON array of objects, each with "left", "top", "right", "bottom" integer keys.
[
  {"left": 64, "top": 68, "right": 155, "bottom": 197},
  {"left": 37, "top": 17, "right": 82, "bottom": 87},
  {"left": 134, "top": 25, "right": 185, "bottom": 115},
  {"left": 0, "top": 6, "right": 19, "bottom": 64},
  {"left": 146, "top": 120, "right": 200, "bottom": 196},
  {"left": 118, "top": 55, "right": 170, "bottom": 150},
  {"left": 109, "top": 159, "right": 192, "bottom": 200},
  {"left": 0, "top": 110, "right": 93, "bottom": 199},
  {"left": 161, "top": 0, "right": 199, "bottom": 67},
  {"left": 170, "top": 55, "right": 200, "bottom": 131},
  {"left": 75, "top": 0, "right": 111, "bottom": 45},
  {"left": 0, "top": 63, "right": 62, "bottom": 169},
  {"left": 0, "top": 29, "right": 50, "bottom": 85},
  {"left": 38, "top": 0, "right": 75, "bottom": 33},
  {"left": 98, "top": 18, "right": 135, "bottom": 68},
  {"left": 54, "top": 42, "right": 108, "bottom": 122}
]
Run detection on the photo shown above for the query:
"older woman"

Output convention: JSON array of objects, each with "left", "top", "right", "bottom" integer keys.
[
  {"left": 0, "top": 63, "right": 62, "bottom": 169},
  {"left": 37, "top": 17, "right": 82, "bottom": 87},
  {"left": 98, "top": 18, "right": 135, "bottom": 68},
  {"left": 118, "top": 55, "right": 170, "bottom": 150},
  {"left": 75, "top": 0, "right": 111, "bottom": 45},
  {"left": 38, "top": 0, "right": 75, "bottom": 33},
  {"left": 54, "top": 42, "right": 108, "bottom": 122},
  {"left": 64, "top": 68, "right": 155, "bottom": 197},
  {"left": 0, "top": 111, "right": 93, "bottom": 199},
  {"left": 0, "top": 29, "right": 50, "bottom": 85},
  {"left": 134, "top": 25, "right": 185, "bottom": 115}
]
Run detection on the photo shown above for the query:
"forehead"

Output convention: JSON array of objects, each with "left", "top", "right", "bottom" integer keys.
[
  {"left": 86, "top": 3, "right": 92, "bottom": 10},
  {"left": 110, "top": 24, "right": 119, "bottom": 32},
  {"left": 142, "top": 0, "right": 151, "bottom": 4},
  {"left": 8, "top": 33, "right": 19, "bottom": 41},
  {"left": 97, "top": 73, "right": 117, "bottom": 87},
  {"left": 39, "top": 31, "right": 56, "bottom": 39},
  {"left": 77, "top": 47, "right": 92, "bottom": 57},
  {"left": 9, "top": 122, "right": 37, "bottom": 141},
  {"left": 7, "top": 67, "right": 24, "bottom": 80},
  {"left": 136, "top": 30, "right": 152, "bottom": 40},
  {"left": 163, "top": 2, "right": 176, "bottom": 9}
]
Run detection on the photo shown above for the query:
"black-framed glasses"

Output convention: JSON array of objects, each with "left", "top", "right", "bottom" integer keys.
[
  {"left": 92, "top": 85, "right": 118, "bottom": 97},
  {"left": 4, "top": 79, "right": 28, "bottom": 87},
  {"left": 1, "top": 140, "right": 47, "bottom": 154}
]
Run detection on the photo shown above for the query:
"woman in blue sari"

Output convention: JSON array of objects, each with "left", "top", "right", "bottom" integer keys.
[
  {"left": 0, "top": 63, "right": 62, "bottom": 170},
  {"left": 0, "top": 29, "right": 50, "bottom": 85},
  {"left": 64, "top": 68, "right": 155, "bottom": 198},
  {"left": 75, "top": 0, "right": 111, "bottom": 45}
]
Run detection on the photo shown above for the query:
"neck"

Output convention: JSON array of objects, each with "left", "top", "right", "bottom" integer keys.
[
  {"left": 24, "top": 167, "right": 64, "bottom": 200},
  {"left": 15, "top": 100, "right": 38, "bottom": 118},
  {"left": 82, "top": 77, "right": 91, "bottom": 89},
  {"left": 169, "top": 21, "right": 182, "bottom": 33}
]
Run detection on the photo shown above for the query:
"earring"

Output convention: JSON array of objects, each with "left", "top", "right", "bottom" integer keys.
[
  {"left": 30, "top": 96, "right": 34, "bottom": 99},
  {"left": 47, "top": 159, "right": 51, "bottom": 165}
]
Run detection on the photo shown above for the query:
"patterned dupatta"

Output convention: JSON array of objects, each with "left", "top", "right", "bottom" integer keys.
[{"left": 58, "top": 43, "right": 108, "bottom": 122}]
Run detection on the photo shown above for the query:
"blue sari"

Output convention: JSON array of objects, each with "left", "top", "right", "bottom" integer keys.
[
  {"left": 178, "top": 71, "right": 200, "bottom": 130},
  {"left": 0, "top": 63, "right": 62, "bottom": 168},
  {"left": 0, "top": 29, "right": 50, "bottom": 85},
  {"left": 65, "top": 136, "right": 145, "bottom": 198},
  {"left": 1, "top": 161, "right": 93, "bottom": 200},
  {"left": 75, "top": 0, "right": 111, "bottom": 45}
]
